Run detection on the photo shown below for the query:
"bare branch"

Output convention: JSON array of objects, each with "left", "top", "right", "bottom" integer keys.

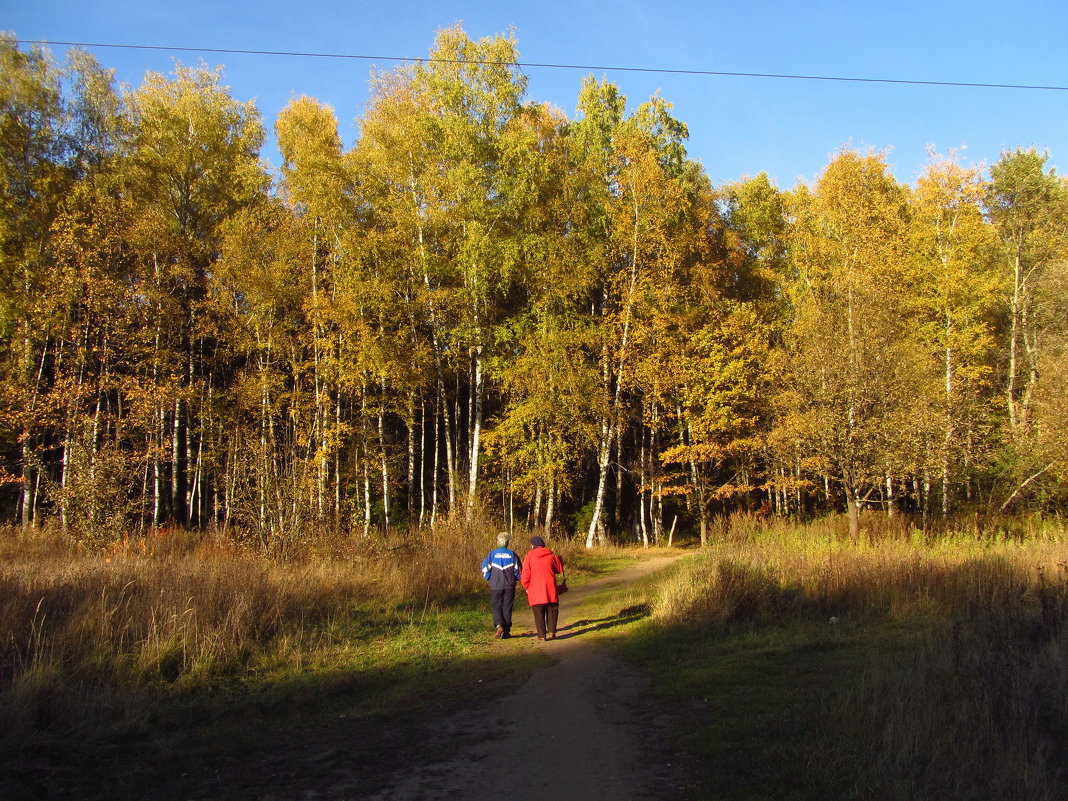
[{"left": 999, "top": 462, "right": 1058, "bottom": 513}]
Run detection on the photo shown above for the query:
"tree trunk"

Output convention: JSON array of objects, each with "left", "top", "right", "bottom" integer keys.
[
  {"left": 690, "top": 459, "right": 707, "bottom": 547},
  {"left": 531, "top": 482, "right": 542, "bottom": 530},
  {"left": 430, "top": 389, "right": 441, "bottom": 527},
  {"left": 20, "top": 440, "right": 35, "bottom": 528},
  {"left": 440, "top": 377, "right": 456, "bottom": 514},
  {"left": 335, "top": 391, "right": 343, "bottom": 526},
  {"left": 59, "top": 438, "right": 70, "bottom": 536},
  {"left": 637, "top": 426, "right": 648, "bottom": 546},
  {"left": 544, "top": 480, "right": 556, "bottom": 537},
  {"left": 378, "top": 396, "right": 391, "bottom": 529},
  {"left": 419, "top": 396, "right": 429, "bottom": 527},
  {"left": 844, "top": 484, "right": 861, "bottom": 545},
  {"left": 18, "top": 321, "right": 49, "bottom": 529},
  {"left": 585, "top": 418, "right": 613, "bottom": 548},
  {"left": 685, "top": 419, "right": 708, "bottom": 546},
  {"left": 1007, "top": 249, "right": 1023, "bottom": 430},
  {"left": 172, "top": 397, "right": 184, "bottom": 525},
  {"left": 651, "top": 406, "right": 663, "bottom": 542},
  {"left": 360, "top": 445, "right": 371, "bottom": 537},
  {"left": 613, "top": 427, "right": 624, "bottom": 532},
  {"left": 189, "top": 424, "right": 204, "bottom": 528},
  {"left": 407, "top": 393, "right": 417, "bottom": 526},
  {"left": 466, "top": 346, "right": 483, "bottom": 520},
  {"left": 155, "top": 404, "right": 165, "bottom": 529},
  {"left": 943, "top": 315, "right": 954, "bottom": 516},
  {"left": 885, "top": 473, "right": 895, "bottom": 518}
]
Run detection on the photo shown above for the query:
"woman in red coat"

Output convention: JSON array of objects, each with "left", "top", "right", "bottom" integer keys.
[{"left": 520, "top": 536, "right": 565, "bottom": 640}]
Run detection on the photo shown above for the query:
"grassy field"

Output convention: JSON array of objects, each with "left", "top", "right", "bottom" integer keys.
[
  {"left": 0, "top": 522, "right": 618, "bottom": 800},
  {"left": 2, "top": 516, "right": 1067, "bottom": 800},
  {"left": 607, "top": 514, "right": 1068, "bottom": 800}
]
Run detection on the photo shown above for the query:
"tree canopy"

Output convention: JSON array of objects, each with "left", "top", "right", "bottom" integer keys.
[{"left": 2, "top": 29, "right": 1067, "bottom": 544}]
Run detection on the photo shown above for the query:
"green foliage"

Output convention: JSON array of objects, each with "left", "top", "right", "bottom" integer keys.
[{"left": 125, "top": 63, "right": 266, "bottom": 250}]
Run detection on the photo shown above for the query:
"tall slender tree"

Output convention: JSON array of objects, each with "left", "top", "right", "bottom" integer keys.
[
  {"left": 782, "top": 149, "right": 932, "bottom": 541},
  {"left": 123, "top": 63, "right": 267, "bottom": 526},
  {"left": 909, "top": 151, "right": 999, "bottom": 514},
  {"left": 986, "top": 149, "right": 1068, "bottom": 435}
]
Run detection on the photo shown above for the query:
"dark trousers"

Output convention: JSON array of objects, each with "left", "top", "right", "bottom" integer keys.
[
  {"left": 530, "top": 603, "right": 559, "bottom": 638},
  {"left": 490, "top": 587, "right": 516, "bottom": 632}
]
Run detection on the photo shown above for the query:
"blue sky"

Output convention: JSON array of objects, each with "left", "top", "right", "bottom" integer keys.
[{"left": 6, "top": 0, "right": 1068, "bottom": 187}]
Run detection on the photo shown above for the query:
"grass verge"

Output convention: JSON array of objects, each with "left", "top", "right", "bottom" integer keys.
[
  {"left": 0, "top": 523, "right": 608, "bottom": 801},
  {"left": 605, "top": 525, "right": 1068, "bottom": 800}
]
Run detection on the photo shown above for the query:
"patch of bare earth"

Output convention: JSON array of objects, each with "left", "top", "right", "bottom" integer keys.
[{"left": 364, "top": 555, "right": 688, "bottom": 801}]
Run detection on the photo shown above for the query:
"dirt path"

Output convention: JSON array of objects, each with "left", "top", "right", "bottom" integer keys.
[{"left": 365, "top": 555, "right": 685, "bottom": 801}]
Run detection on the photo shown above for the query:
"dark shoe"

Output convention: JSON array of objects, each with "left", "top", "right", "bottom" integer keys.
[
  {"left": 494, "top": 626, "right": 504, "bottom": 639},
  {"left": 502, "top": 629, "right": 511, "bottom": 639}
]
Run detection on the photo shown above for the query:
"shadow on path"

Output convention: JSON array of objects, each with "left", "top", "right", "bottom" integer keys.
[
  {"left": 553, "top": 603, "right": 653, "bottom": 640},
  {"left": 367, "top": 558, "right": 684, "bottom": 801}
]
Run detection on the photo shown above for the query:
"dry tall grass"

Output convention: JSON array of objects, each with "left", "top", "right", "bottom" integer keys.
[
  {"left": 0, "top": 518, "right": 582, "bottom": 749},
  {"left": 650, "top": 515, "right": 1068, "bottom": 799}
]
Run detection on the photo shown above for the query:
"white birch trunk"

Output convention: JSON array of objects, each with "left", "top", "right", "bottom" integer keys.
[
  {"left": 378, "top": 398, "right": 391, "bottom": 529},
  {"left": 466, "top": 346, "right": 483, "bottom": 520},
  {"left": 440, "top": 379, "right": 456, "bottom": 514}
]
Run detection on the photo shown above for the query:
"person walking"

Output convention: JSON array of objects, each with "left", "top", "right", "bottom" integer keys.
[
  {"left": 520, "top": 536, "right": 565, "bottom": 640},
  {"left": 481, "top": 531, "right": 522, "bottom": 639}
]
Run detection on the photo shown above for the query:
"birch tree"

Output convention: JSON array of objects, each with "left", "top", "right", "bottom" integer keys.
[
  {"left": 784, "top": 149, "right": 932, "bottom": 542},
  {"left": 568, "top": 80, "right": 695, "bottom": 547},
  {"left": 909, "top": 151, "right": 999, "bottom": 514},
  {"left": 355, "top": 26, "right": 529, "bottom": 522},
  {"left": 122, "top": 64, "right": 266, "bottom": 526},
  {"left": 0, "top": 38, "right": 69, "bottom": 525},
  {"left": 986, "top": 148, "right": 1068, "bottom": 435}
]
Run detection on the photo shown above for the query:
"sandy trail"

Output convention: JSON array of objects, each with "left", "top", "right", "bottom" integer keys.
[{"left": 365, "top": 555, "right": 684, "bottom": 801}]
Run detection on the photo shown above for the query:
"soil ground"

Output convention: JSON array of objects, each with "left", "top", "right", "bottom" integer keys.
[{"left": 364, "top": 554, "right": 690, "bottom": 801}]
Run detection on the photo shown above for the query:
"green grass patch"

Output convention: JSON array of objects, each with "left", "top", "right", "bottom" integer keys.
[
  {"left": 8, "top": 526, "right": 1067, "bottom": 801},
  {"left": 0, "top": 560, "right": 553, "bottom": 801},
  {"left": 615, "top": 616, "right": 911, "bottom": 799},
  {"left": 604, "top": 537, "right": 1068, "bottom": 801}
]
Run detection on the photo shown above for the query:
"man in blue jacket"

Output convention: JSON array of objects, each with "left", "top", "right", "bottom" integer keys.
[{"left": 481, "top": 531, "right": 522, "bottom": 639}]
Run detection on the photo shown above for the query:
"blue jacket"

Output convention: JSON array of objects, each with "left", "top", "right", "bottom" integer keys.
[{"left": 481, "top": 547, "right": 521, "bottom": 589}]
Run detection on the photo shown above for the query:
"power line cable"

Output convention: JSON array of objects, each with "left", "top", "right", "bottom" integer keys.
[{"left": 16, "top": 38, "right": 1068, "bottom": 92}]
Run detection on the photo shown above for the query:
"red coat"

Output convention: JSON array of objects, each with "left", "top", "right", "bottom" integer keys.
[{"left": 521, "top": 546, "right": 564, "bottom": 605}]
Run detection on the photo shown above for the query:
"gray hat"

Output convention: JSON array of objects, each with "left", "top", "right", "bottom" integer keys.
[{"left": 496, "top": 531, "right": 510, "bottom": 546}]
